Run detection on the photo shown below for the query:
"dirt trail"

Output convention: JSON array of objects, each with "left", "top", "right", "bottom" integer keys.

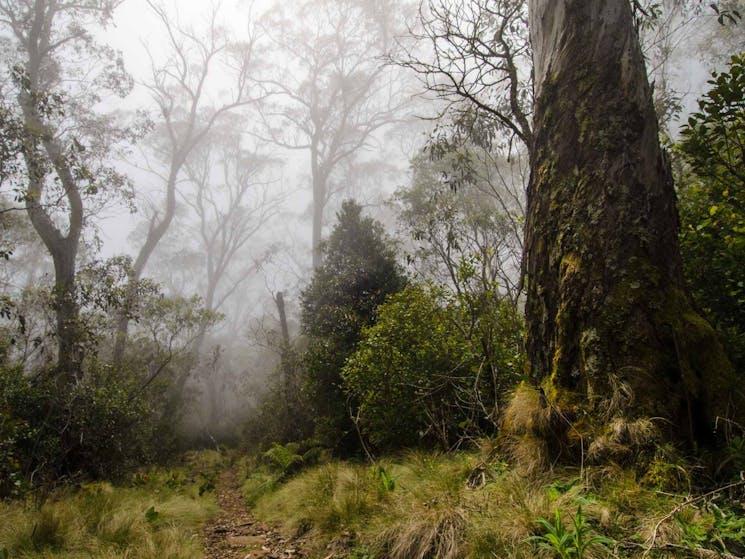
[{"left": 203, "top": 468, "right": 306, "bottom": 559}]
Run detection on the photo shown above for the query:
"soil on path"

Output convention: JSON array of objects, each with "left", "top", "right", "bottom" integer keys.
[{"left": 203, "top": 467, "right": 306, "bottom": 559}]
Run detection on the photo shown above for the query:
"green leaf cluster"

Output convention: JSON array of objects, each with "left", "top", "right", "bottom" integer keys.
[
  {"left": 677, "top": 52, "right": 745, "bottom": 369},
  {"left": 676, "top": 502, "right": 745, "bottom": 555},
  {"left": 342, "top": 282, "right": 523, "bottom": 450},
  {"left": 300, "top": 200, "right": 406, "bottom": 452},
  {"left": 528, "top": 506, "right": 614, "bottom": 559},
  {"left": 0, "top": 357, "right": 168, "bottom": 490}
]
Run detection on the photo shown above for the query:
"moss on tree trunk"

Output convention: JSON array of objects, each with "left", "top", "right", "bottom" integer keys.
[{"left": 514, "top": 0, "right": 742, "bottom": 466}]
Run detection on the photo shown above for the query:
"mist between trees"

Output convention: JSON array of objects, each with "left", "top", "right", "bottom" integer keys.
[{"left": 0, "top": 0, "right": 744, "bottom": 496}]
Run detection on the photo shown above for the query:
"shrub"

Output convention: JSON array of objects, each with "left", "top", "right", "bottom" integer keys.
[
  {"left": 0, "top": 358, "right": 170, "bottom": 490},
  {"left": 300, "top": 200, "right": 406, "bottom": 452},
  {"left": 0, "top": 364, "right": 29, "bottom": 497},
  {"left": 343, "top": 283, "right": 523, "bottom": 450},
  {"left": 342, "top": 284, "right": 473, "bottom": 449},
  {"left": 676, "top": 53, "right": 745, "bottom": 372}
]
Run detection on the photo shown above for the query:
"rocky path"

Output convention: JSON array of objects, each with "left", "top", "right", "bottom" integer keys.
[{"left": 203, "top": 468, "right": 306, "bottom": 559}]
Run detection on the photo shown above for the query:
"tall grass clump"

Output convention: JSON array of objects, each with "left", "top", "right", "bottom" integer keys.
[
  {"left": 252, "top": 461, "right": 385, "bottom": 537},
  {"left": 0, "top": 468, "right": 217, "bottom": 559},
  {"left": 245, "top": 442, "right": 745, "bottom": 558},
  {"left": 249, "top": 450, "right": 516, "bottom": 558}
]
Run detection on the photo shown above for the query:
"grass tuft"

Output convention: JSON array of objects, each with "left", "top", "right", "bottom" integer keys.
[
  {"left": 0, "top": 463, "right": 217, "bottom": 559},
  {"left": 503, "top": 383, "right": 552, "bottom": 436},
  {"left": 243, "top": 444, "right": 744, "bottom": 558},
  {"left": 382, "top": 505, "right": 466, "bottom": 559}
]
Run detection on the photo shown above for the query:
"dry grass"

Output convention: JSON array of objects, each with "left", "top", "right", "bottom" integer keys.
[
  {"left": 381, "top": 506, "right": 467, "bottom": 559},
  {"left": 588, "top": 416, "right": 661, "bottom": 463},
  {"left": 243, "top": 441, "right": 738, "bottom": 559},
  {"left": 0, "top": 468, "right": 217, "bottom": 559},
  {"left": 508, "top": 434, "right": 551, "bottom": 476},
  {"left": 501, "top": 384, "right": 565, "bottom": 475},
  {"left": 253, "top": 462, "right": 374, "bottom": 536},
  {"left": 502, "top": 383, "right": 553, "bottom": 437},
  {"left": 248, "top": 450, "right": 573, "bottom": 558}
]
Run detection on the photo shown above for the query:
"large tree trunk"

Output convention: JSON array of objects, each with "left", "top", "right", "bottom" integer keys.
[
  {"left": 513, "top": 0, "right": 742, "bottom": 465},
  {"left": 20, "top": 87, "right": 84, "bottom": 382}
]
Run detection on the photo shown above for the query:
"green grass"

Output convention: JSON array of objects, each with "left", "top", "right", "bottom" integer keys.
[
  {"left": 0, "top": 453, "right": 220, "bottom": 559},
  {"left": 242, "top": 445, "right": 745, "bottom": 559}
]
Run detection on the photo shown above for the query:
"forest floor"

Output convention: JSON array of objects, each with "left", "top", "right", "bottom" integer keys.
[
  {"left": 203, "top": 467, "right": 309, "bottom": 559},
  {"left": 239, "top": 448, "right": 745, "bottom": 559}
]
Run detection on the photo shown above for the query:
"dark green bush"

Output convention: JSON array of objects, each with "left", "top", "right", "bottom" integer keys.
[
  {"left": 0, "top": 358, "right": 169, "bottom": 492},
  {"left": 241, "top": 376, "right": 314, "bottom": 452},
  {"left": 300, "top": 200, "right": 406, "bottom": 453},
  {"left": 0, "top": 367, "right": 28, "bottom": 497},
  {"left": 342, "top": 282, "right": 524, "bottom": 450},
  {"left": 676, "top": 53, "right": 745, "bottom": 372}
]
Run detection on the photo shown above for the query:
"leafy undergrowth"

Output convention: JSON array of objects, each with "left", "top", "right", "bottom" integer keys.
[
  {"left": 0, "top": 450, "right": 222, "bottom": 559},
  {"left": 243, "top": 444, "right": 745, "bottom": 559}
]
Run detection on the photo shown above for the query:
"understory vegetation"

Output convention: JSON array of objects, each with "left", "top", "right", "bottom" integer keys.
[
  {"left": 230, "top": 49, "right": 745, "bottom": 559},
  {"left": 1, "top": 1, "right": 744, "bottom": 558},
  {"left": 0, "top": 451, "right": 221, "bottom": 558},
  {"left": 240, "top": 445, "right": 745, "bottom": 559}
]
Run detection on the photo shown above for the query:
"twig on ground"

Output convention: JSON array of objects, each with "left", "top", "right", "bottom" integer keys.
[{"left": 643, "top": 479, "right": 745, "bottom": 557}]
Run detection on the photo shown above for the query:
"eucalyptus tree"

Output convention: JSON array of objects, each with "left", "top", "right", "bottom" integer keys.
[
  {"left": 0, "top": 0, "right": 134, "bottom": 380},
  {"left": 397, "top": 149, "right": 524, "bottom": 305},
  {"left": 516, "top": 0, "right": 742, "bottom": 466},
  {"left": 402, "top": 0, "right": 737, "bottom": 150},
  {"left": 178, "top": 123, "right": 285, "bottom": 427},
  {"left": 113, "top": 1, "right": 265, "bottom": 363},
  {"left": 397, "top": 0, "right": 533, "bottom": 296},
  {"left": 183, "top": 126, "right": 283, "bottom": 326},
  {"left": 258, "top": 0, "right": 411, "bottom": 269},
  {"left": 399, "top": 0, "right": 533, "bottom": 152}
]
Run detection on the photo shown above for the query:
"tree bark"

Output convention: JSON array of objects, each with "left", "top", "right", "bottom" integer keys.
[
  {"left": 22, "top": 140, "right": 84, "bottom": 380},
  {"left": 112, "top": 157, "right": 181, "bottom": 365},
  {"left": 517, "top": 0, "right": 742, "bottom": 462},
  {"left": 274, "top": 291, "right": 296, "bottom": 403},
  {"left": 310, "top": 141, "right": 328, "bottom": 271},
  {"left": 20, "top": 67, "right": 84, "bottom": 382},
  {"left": 312, "top": 190, "right": 325, "bottom": 271},
  {"left": 50, "top": 241, "right": 82, "bottom": 378}
]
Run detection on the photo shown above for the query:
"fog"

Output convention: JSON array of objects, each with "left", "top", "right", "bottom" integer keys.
[{"left": 1, "top": 0, "right": 741, "bottom": 445}]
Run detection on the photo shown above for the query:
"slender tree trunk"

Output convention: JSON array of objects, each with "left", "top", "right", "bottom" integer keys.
[
  {"left": 311, "top": 144, "right": 326, "bottom": 270},
  {"left": 312, "top": 194, "right": 324, "bottom": 270},
  {"left": 513, "top": 0, "right": 741, "bottom": 464},
  {"left": 26, "top": 189, "right": 83, "bottom": 381},
  {"left": 274, "top": 291, "right": 295, "bottom": 403},
  {"left": 185, "top": 278, "right": 218, "bottom": 420},
  {"left": 276, "top": 291, "right": 291, "bottom": 352},
  {"left": 112, "top": 161, "right": 180, "bottom": 365},
  {"left": 52, "top": 247, "right": 82, "bottom": 377},
  {"left": 205, "top": 345, "right": 223, "bottom": 437}
]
